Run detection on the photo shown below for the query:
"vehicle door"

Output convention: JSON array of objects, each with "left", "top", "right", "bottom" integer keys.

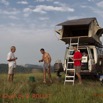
[{"left": 87, "top": 47, "right": 95, "bottom": 72}]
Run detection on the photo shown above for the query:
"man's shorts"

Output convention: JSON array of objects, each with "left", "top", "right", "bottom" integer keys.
[
  {"left": 8, "top": 67, "right": 15, "bottom": 74},
  {"left": 43, "top": 63, "right": 51, "bottom": 70},
  {"left": 74, "top": 66, "right": 81, "bottom": 73}
]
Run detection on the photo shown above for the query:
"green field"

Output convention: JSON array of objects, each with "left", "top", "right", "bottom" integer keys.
[{"left": 0, "top": 72, "right": 103, "bottom": 103}]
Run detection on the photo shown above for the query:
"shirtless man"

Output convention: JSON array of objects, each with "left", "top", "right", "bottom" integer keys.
[{"left": 39, "top": 48, "right": 52, "bottom": 83}]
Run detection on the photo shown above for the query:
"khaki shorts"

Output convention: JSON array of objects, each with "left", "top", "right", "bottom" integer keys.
[
  {"left": 74, "top": 66, "right": 81, "bottom": 73},
  {"left": 8, "top": 67, "right": 15, "bottom": 74}
]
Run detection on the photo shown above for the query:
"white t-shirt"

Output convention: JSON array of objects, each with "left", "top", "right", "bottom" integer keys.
[{"left": 7, "top": 52, "right": 16, "bottom": 68}]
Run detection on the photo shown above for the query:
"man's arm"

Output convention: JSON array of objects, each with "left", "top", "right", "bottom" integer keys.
[
  {"left": 7, "top": 58, "right": 17, "bottom": 62},
  {"left": 39, "top": 55, "right": 44, "bottom": 62},
  {"left": 7, "top": 53, "right": 17, "bottom": 62}
]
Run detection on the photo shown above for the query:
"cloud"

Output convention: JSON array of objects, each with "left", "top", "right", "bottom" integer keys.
[
  {"left": 35, "top": 0, "right": 54, "bottom": 2},
  {"left": 53, "top": 1, "right": 66, "bottom": 6},
  {"left": 1, "top": 0, "right": 9, "bottom": 6},
  {"left": 0, "top": 8, "right": 20, "bottom": 15},
  {"left": 23, "top": 8, "right": 32, "bottom": 12},
  {"left": 46, "top": 0, "right": 53, "bottom": 1},
  {"left": 0, "top": 25, "right": 53, "bottom": 50},
  {"left": 23, "top": 7, "right": 46, "bottom": 14},
  {"left": 23, "top": 3, "right": 74, "bottom": 14},
  {"left": 39, "top": 17, "right": 49, "bottom": 20},
  {"left": 17, "top": 1, "right": 28, "bottom": 5},
  {"left": 0, "top": 23, "right": 53, "bottom": 41},
  {"left": 88, "top": 6, "right": 103, "bottom": 18},
  {"left": 2, "top": 10, "right": 19, "bottom": 15},
  {"left": 0, "top": 8, "right": 20, "bottom": 21},
  {"left": 97, "top": 1, "right": 103, "bottom": 8},
  {"left": 23, "top": 13, "right": 30, "bottom": 17},
  {"left": 35, "top": 0, "right": 45, "bottom": 2},
  {"left": 67, "top": 16, "right": 82, "bottom": 20},
  {"left": 88, "top": 0, "right": 95, "bottom": 2},
  {"left": 80, "top": 5, "right": 88, "bottom": 8},
  {"left": 8, "top": 15, "right": 19, "bottom": 20},
  {"left": 53, "top": 1, "right": 60, "bottom": 4},
  {"left": 32, "top": 5, "right": 74, "bottom": 13}
]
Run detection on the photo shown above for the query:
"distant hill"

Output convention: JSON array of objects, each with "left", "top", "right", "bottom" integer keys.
[
  {"left": 0, "top": 64, "right": 42, "bottom": 74},
  {"left": 24, "top": 64, "right": 42, "bottom": 69},
  {"left": 0, "top": 64, "right": 54, "bottom": 73},
  {"left": 24, "top": 64, "right": 54, "bottom": 72},
  {"left": 0, "top": 64, "right": 8, "bottom": 73}
]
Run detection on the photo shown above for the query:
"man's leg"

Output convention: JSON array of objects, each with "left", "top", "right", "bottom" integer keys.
[
  {"left": 10, "top": 67, "right": 14, "bottom": 82},
  {"left": 8, "top": 67, "right": 11, "bottom": 82},
  {"left": 76, "top": 73, "right": 82, "bottom": 84},
  {"left": 47, "top": 67, "right": 52, "bottom": 83},
  {"left": 75, "top": 66, "right": 82, "bottom": 84},
  {"left": 57, "top": 71, "right": 59, "bottom": 77},
  {"left": 11, "top": 74, "right": 14, "bottom": 82},
  {"left": 43, "top": 69, "right": 47, "bottom": 83},
  {"left": 8, "top": 74, "right": 11, "bottom": 82}
]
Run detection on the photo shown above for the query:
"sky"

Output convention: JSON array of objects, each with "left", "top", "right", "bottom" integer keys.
[{"left": 0, "top": 0, "right": 103, "bottom": 65}]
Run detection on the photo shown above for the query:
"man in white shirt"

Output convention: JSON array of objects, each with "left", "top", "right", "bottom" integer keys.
[{"left": 7, "top": 46, "right": 17, "bottom": 82}]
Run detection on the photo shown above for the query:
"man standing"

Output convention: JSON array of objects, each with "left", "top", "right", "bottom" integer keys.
[
  {"left": 39, "top": 48, "right": 52, "bottom": 83},
  {"left": 72, "top": 45, "right": 82, "bottom": 84},
  {"left": 7, "top": 46, "right": 17, "bottom": 82}
]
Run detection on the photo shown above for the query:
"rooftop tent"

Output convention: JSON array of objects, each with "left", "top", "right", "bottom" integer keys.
[
  {"left": 62, "top": 25, "right": 89, "bottom": 37},
  {"left": 56, "top": 17, "right": 103, "bottom": 47}
]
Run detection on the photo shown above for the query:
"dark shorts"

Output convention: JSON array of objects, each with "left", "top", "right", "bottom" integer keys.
[{"left": 74, "top": 66, "right": 81, "bottom": 73}]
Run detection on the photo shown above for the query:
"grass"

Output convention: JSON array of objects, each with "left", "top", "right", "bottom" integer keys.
[{"left": 0, "top": 72, "right": 103, "bottom": 103}]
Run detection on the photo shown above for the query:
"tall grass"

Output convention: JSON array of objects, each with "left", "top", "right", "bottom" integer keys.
[{"left": 0, "top": 72, "right": 103, "bottom": 103}]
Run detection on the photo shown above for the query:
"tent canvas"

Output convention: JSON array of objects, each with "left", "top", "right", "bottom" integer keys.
[{"left": 56, "top": 17, "right": 103, "bottom": 47}]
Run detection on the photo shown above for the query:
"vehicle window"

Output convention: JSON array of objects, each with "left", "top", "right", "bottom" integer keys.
[
  {"left": 79, "top": 49, "right": 88, "bottom": 56},
  {"left": 69, "top": 51, "right": 74, "bottom": 55}
]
